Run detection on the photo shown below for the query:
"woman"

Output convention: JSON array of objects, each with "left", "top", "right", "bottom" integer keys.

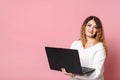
[{"left": 61, "top": 16, "right": 107, "bottom": 80}]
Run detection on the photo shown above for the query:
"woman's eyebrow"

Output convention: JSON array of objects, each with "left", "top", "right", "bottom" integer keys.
[{"left": 87, "top": 23, "right": 92, "bottom": 25}]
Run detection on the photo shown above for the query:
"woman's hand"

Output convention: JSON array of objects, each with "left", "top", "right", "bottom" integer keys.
[{"left": 61, "top": 68, "right": 76, "bottom": 78}]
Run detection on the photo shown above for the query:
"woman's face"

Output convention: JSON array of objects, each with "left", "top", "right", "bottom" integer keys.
[{"left": 85, "top": 20, "right": 97, "bottom": 38}]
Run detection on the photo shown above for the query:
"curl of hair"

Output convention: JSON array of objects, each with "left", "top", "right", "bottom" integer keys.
[{"left": 80, "top": 16, "right": 108, "bottom": 55}]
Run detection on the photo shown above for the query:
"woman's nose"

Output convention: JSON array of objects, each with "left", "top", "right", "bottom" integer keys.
[{"left": 89, "top": 26, "right": 94, "bottom": 30}]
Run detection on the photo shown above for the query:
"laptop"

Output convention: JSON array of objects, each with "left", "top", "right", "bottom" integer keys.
[{"left": 45, "top": 46, "right": 95, "bottom": 75}]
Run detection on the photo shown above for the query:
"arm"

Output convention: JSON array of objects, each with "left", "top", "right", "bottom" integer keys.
[{"left": 75, "top": 48, "right": 106, "bottom": 80}]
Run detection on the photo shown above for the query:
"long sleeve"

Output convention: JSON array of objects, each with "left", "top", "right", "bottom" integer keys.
[
  {"left": 75, "top": 48, "right": 106, "bottom": 80},
  {"left": 70, "top": 40, "right": 106, "bottom": 80}
]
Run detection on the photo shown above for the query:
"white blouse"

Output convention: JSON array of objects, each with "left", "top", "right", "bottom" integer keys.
[{"left": 70, "top": 40, "right": 106, "bottom": 80}]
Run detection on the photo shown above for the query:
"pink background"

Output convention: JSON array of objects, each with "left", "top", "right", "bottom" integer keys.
[{"left": 0, "top": 0, "right": 120, "bottom": 80}]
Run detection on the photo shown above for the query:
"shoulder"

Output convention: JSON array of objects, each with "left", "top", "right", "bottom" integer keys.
[
  {"left": 95, "top": 42, "right": 104, "bottom": 50},
  {"left": 94, "top": 42, "right": 106, "bottom": 57},
  {"left": 71, "top": 40, "right": 82, "bottom": 46},
  {"left": 70, "top": 40, "right": 82, "bottom": 49},
  {"left": 71, "top": 40, "right": 82, "bottom": 44}
]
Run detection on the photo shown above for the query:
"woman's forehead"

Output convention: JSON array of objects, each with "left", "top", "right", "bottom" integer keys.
[{"left": 87, "top": 20, "right": 97, "bottom": 26}]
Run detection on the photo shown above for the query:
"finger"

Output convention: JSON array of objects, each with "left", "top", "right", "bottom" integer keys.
[
  {"left": 71, "top": 74, "right": 76, "bottom": 78},
  {"left": 61, "top": 68, "right": 65, "bottom": 71}
]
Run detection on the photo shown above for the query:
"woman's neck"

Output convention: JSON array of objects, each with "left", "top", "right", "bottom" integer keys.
[
  {"left": 86, "top": 37, "right": 96, "bottom": 44},
  {"left": 84, "top": 37, "right": 96, "bottom": 48}
]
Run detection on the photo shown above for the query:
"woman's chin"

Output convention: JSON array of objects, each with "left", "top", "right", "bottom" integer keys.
[{"left": 86, "top": 35, "right": 94, "bottom": 38}]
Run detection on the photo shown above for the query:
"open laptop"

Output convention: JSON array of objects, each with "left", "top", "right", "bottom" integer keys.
[{"left": 45, "top": 46, "right": 95, "bottom": 75}]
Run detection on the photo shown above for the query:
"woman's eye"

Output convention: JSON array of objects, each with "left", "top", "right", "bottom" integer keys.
[{"left": 88, "top": 25, "right": 91, "bottom": 27}]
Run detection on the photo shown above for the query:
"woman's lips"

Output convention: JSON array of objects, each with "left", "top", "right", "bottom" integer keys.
[{"left": 88, "top": 31, "right": 93, "bottom": 34}]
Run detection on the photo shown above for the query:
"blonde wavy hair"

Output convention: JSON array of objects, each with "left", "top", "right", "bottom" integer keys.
[{"left": 80, "top": 16, "right": 107, "bottom": 55}]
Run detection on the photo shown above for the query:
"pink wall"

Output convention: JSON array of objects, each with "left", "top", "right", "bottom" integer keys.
[{"left": 0, "top": 0, "right": 120, "bottom": 80}]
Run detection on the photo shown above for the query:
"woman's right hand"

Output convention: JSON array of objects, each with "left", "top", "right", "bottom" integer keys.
[{"left": 61, "top": 68, "right": 76, "bottom": 78}]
